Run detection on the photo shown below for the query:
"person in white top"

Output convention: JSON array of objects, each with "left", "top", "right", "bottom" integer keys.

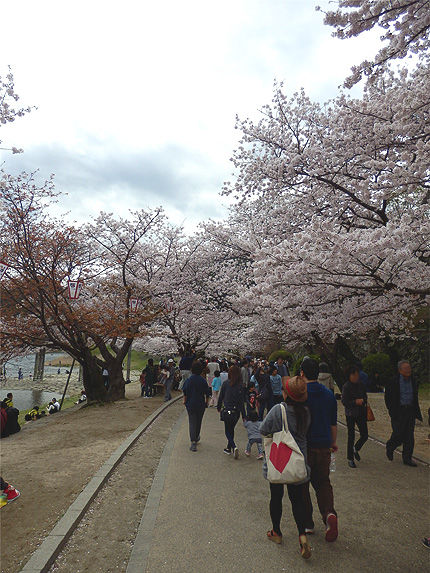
[{"left": 206, "top": 358, "right": 219, "bottom": 386}]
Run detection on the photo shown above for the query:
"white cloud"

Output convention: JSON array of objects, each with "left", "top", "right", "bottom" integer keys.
[{"left": 0, "top": 0, "right": 383, "bottom": 229}]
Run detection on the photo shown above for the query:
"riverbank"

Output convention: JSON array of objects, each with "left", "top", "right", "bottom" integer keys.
[{"left": 0, "top": 369, "right": 143, "bottom": 395}]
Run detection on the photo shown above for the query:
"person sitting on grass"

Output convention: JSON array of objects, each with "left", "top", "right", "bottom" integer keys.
[
  {"left": 47, "top": 398, "right": 60, "bottom": 414},
  {"left": 4, "top": 393, "right": 13, "bottom": 408},
  {"left": 75, "top": 390, "right": 87, "bottom": 404},
  {"left": 25, "top": 406, "right": 43, "bottom": 421}
]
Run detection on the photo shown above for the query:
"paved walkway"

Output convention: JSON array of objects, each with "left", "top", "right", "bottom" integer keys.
[{"left": 129, "top": 406, "right": 429, "bottom": 573}]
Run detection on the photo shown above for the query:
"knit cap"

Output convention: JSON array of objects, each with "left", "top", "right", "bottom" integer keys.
[{"left": 284, "top": 376, "right": 307, "bottom": 403}]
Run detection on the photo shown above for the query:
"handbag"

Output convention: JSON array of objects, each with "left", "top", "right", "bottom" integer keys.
[
  {"left": 366, "top": 403, "right": 375, "bottom": 422},
  {"left": 264, "top": 404, "right": 307, "bottom": 484}
]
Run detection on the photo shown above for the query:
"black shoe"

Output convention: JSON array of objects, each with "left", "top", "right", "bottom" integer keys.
[
  {"left": 348, "top": 460, "right": 357, "bottom": 468},
  {"left": 403, "top": 460, "right": 417, "bottom": 467},
  {"left": 190, "top": 442, "right": 197, "bottom": 452},
  {"left": 386, "top": 447, "right": 394, "bottom": 461},
  {"left": 223, "top": 448, "right": 231, "bottom": 455},
  {"left": 353, "top": 447, "right": 361, "bottom": 462}
]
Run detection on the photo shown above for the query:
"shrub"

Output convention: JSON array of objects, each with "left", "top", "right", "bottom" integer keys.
[
  {"left": 362, "top": 353, "right": 395, "bottom": 387},
  {"left": 291, "top": 354, "right": 321, "bottom": 376},
  {"left": 268, "top": 349, "right": 292, "bottom": 363}
]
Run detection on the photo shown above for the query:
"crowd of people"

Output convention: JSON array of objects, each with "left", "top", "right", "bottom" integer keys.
[{"left": 177, "top": 353, "right": 424, "bottom": 560}]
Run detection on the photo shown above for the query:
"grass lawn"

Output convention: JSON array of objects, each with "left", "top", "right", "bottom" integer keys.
[{"left": 18, "top": 394, "right": 80, "bottom": 426}]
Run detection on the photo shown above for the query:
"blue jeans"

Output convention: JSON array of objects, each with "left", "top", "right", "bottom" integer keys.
[
  {"left": 246, "top": 438, "right": 263, "bottom": 454},
  {"left": 164, "top": 380, "right": 173, "bottom": 401}
]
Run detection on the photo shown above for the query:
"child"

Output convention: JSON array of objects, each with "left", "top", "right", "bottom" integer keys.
[
  {"left": 210, "top": 370, "right": 221, "bottom": 407},
  {"left": 246, "top": 381, "right": 258, "bottom": 416},
  {"left": 243, "top": 410, "right": 264, "bottom": 459}
]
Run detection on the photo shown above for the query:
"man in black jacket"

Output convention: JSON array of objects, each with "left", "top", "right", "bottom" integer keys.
[{"left": 385, "top": 361, "right": 422, "bottom": 466}]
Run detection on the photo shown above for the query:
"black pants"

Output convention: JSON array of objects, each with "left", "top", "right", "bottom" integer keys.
[
  {"left": 188, "top": 408, "right": 205, "bottom": 443},
  {"left": 224, "top": 415, "right": 239, "bottom": 449},
  {"left": 387, "top": 406, "right": 416, "bottom": 462},
  {"left": 346, "top": 415, "right": 368, "bottom": 460},
  {"left": 269, "top": 482, "right": 309, "bottom": 536}
]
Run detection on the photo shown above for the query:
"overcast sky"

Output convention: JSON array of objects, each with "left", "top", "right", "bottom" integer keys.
[{"left": 1, "top": 0, "right": 380, "bottom": 230}]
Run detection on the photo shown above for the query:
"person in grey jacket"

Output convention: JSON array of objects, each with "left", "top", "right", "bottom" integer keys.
[{"left": 260, "top": 376, "right": 312, "bottom": 560}]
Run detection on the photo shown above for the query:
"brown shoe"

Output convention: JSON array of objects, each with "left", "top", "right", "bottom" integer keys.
[
  {"left": 267, "top": 529, "right": 282, "bottom": 544},
  {"left": 299, "top": 534, "right": 311, "bottom": 559}
]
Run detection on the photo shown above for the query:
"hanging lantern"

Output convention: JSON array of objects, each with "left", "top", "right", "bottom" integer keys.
[
  {"left": 68, "top": 280, "right": 83, "bottom": 300},
  {"left": 0, "top": 261, "right": 8, "bottom": 281},
  {"left": 129, "top": 297, "right": 141, "bottom": 313}
]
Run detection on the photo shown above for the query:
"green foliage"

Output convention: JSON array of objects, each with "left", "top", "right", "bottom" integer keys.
[
  {"left": 18, "top": 394, "right": 80, "bottom": 426},
  {"left": 291, "top": 354, "right": 321, "bottom": 376},
  {"left": 362, "top": 353, "right": 395, "bottom": 387},
  {"left": 268, "top": 349, "right": 292, "bottom": 363}
]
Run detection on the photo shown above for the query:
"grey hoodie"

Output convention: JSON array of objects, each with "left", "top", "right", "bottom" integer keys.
[{"left": 260, "top": 402, "right": 311, "bottom": 483}]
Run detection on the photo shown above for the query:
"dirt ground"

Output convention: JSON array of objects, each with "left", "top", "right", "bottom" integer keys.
[
  {"left": 0, "top": 382, "right": 181, "bottom": 573},
  {"left": 49, "top": 402, "right": 183, "bottom": 573}
]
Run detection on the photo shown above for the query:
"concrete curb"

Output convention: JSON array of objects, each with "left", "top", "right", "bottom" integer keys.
[
  {"left": 20, "top": 396, "right": 183, "bottom": 573},
  {"left": 126, "top": 410, "right": 186, "bottom": 573}
]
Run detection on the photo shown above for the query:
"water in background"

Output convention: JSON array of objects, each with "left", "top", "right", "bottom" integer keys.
[
  {"left": 0, "top": 389, "right": 64, "bottom": 412},
  {"left": 2, "top": 353, "right": 72, "bottom": 378}
]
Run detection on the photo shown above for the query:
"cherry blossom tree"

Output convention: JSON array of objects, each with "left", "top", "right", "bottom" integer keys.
[
  {"left": 219, "top": 3, "right": 429, "bottom": 371},
  {"left": 319, "top": 0, "right": 430, "bottom": 86},
  {"left": 0, "top": 177, "right": 166, "bottom": 400}
]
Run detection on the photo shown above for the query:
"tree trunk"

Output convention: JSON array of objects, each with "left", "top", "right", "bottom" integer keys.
[
  {"left": 107, "top": 361, "right": 126, "bottom": 401},
  {"left": 81, "top": 353, "right": 107, "bottom": 402}
]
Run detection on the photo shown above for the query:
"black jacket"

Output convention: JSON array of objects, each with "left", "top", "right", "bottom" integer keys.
[
  {"left": 384, "top": 374, "right": 422, "bottom": 421},
  {"left": 341, "top": 381, "right": 367, "bottom": 418},
  {"left": 217, "top": 381, "right": 246, "bottom": 418}
]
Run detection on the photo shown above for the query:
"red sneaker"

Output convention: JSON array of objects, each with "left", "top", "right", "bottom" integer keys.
[
  {"left": 4, "top": 485, "right": 20, "bottom": 503},
  {"left": 325, "top": 513, "right": 338, "bottom": 542}
]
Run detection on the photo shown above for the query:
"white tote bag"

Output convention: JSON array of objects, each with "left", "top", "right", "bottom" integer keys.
[{"left": 264, "top": 403, "right": 307, "bottom": 484}]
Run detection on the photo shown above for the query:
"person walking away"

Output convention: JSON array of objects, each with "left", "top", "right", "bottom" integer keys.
[
  {"left": 243, "top": 410, "right": 263, "bottom": 459},
  {"left": 182, "top": 361, "right": 211, "bottom": 451},
  {"left": 207, "top": 357, "right": 219, "bottom": 387},
  {"left": 256, "top": 367, "right": 273, "bottom": 421},
  {"left": 318, "top": 363, "right": 335, "bottom": 393},
  {"left": 300, "top": 357, "right": 338, "bottom": 542},
  {"left": 241, "top": 359, "right": 250, "bottom": 389},
  {"left": 270, "top": 366, "right": 283, "bottom": 407},
  {"left": 164, "top": 359, "right": 176, "bottom": 401},
  {"left": 210, "top": 370, "right": 222, "bottom": 407},
  {"left": 142, "top": 358, "right": 157, "bottom": 398},
  {"left": 341, "top": 365, "right": 368, "bottom": 468},
  {"left": 179, "top": 347, "right": 195, "bottom": 390},
  {"left": 217, "top": 365, "right": 246, "bottom": 458},
  {"left": 260, "top": 376, "right": 312, "bottom": 559},
  {"left": 385, "top": 360, "right": 422, "bottom": 466},
  {"left": 219, "top": 363, "right": 229, "bottom": 384}
]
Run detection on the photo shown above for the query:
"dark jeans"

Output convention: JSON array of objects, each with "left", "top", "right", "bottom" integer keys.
[
  {"left": 269, "top": 482, "right": 310, "bottom": 536},
  {"left": 258, "top": 401, "right": 269, "bottom": 421},
  {"left": 164, "top": 380, "right": 173, "bottom": 401},
  {"left": 387, "top": 406, "right": 416, "bottom": 461},
  {"left": 224, "top": 415, "right": 239, "bottom": 449},
  {"left": 346, "top": 415, "right": 368, "bottom": 460},
  {"left": 188, "top": 408, "right": 205, "bottom": 443},
  {"left": 303, "top": 447, "right": 336, "bottom": 525},
  {"left": 145, "top": 382, "right": 153, "bottom": 397}
]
